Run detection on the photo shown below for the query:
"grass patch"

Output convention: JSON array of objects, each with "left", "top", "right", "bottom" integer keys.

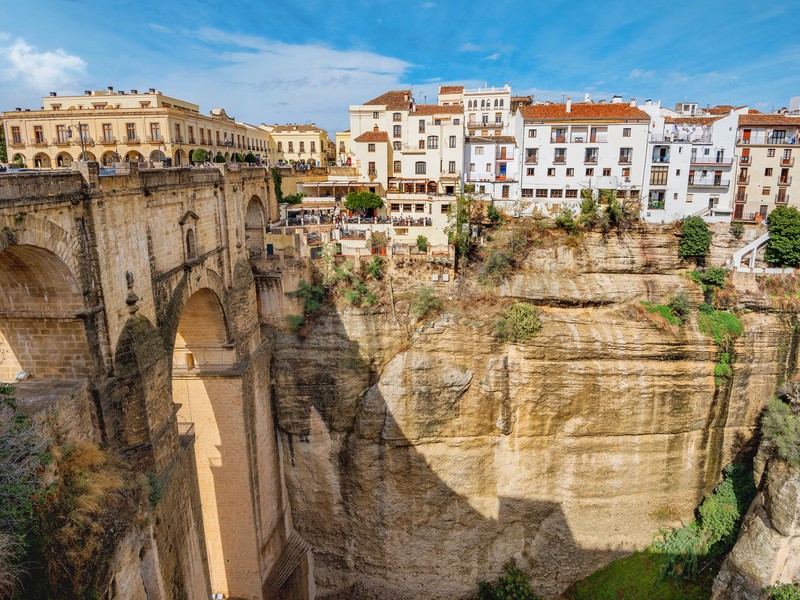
[
  {"left": 641, "top": 301, "right": 683, "bottom": 326},
  {"left": 765, "top": 583, "right": 800, "bottom": 599},
  {"left": 494, "top": 301, "right": 542, "bottom": 342},
  {"left": 761, "top": 398, "right": 800, "bottom": 467},
  {"left": 698, "top": 310, "right": 743, "bottom": 346}
]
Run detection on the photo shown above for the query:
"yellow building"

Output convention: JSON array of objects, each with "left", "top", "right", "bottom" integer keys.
[
  {"left": 260, "top": 124, "right": 330, "bottom": 166},
  {"left": 335, "top": 130, "right": 353, "bottom": 165},
  {"left": 3, "top": 87, "right": 271, "bottom": 167}
]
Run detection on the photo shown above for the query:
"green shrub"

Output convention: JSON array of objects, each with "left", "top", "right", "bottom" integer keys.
[
  {"left": 554, "top": 207, "right": 578, "bottom": 234},
  {"left": 698, "top": 310, "right": 743, "bottom": 346},
  {"left": 213, "top": 153, "right": 226, "bottom": 163},
  {"left": 147, "top": 471, "right": 163, "bottom": 507},
  {"left": 765, "top": 583, "right": 800, "bottom": 599},
  {"left": 479, "top": 249, "right": 514, "bottom": 286},
  {"left": 495, "top": 302, "right": 542, "bottom": 342},
  {"left": 411, "top": 286, "right": 443, "bottom": 319},
  {"left": 244, "top": 151, "right": 257, "bottom": 163},
  {"left": 730, "top": 222, "right": 745, "bottom": 240},
  {"left": 679, "top": 217, "right": 712, "bottom": 259},
  {"left": 344, "top": 289, "right": 362, "bottom": 305},
  {"left": 691, "top": 267, "right": 728, "bottom": 289},
  {"left": 761, "top": 398, "right": 800, "bottom": 467},
  {"left": 366, "top": 256, "right": 384, "bottom": 280},
  {"left": 416, "top": 235, "right": 429, "bottom": 252},
  {"left": 291, "top": 280, "right": 326, "bottom": 314},
  {"left": 766, "top": 206, "right": 800, "bottom": 267},
  {"left": 487, "top": 204, "right": 503, "bottom": 227},
  {"left": 476, "top": 565, "right": 540, "bottom": 600},
  {"left": 286, "top": 314, "right": 305, "bottom": 331},
  {"left": 344, "top": 190, "right": 384, "bottom": 213},
  {"left": 669, "top": 291, "right": 691, "bottom": 320},
  {"left": 191, "top": 148, "right": 209, "bottom": 163},
  {"left": 641, "top": 301, "right": 683, "bottom": 326},
  {"left": 280, "top": 193, "right": 304, "bottom": 204}
]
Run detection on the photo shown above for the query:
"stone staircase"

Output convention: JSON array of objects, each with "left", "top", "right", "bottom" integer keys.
[{"left": 263, "top": 530, "right": 313, "bottom": 598}]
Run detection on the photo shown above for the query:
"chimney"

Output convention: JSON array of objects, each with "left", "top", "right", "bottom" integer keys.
[
  {"left": 15, "top": 107, "right": 20, "bottom": 112},
  {"left": 131, "top": 89, "right": 138, "bottom": 94},
  {"left": 612, "top": 94, "right": 622, "bottom": 104},
  {"left": 149, "top": 88, "right": 156, "bottom": 93},
  {"left": 107, "top": 86, "right": 113, "bottom": 92},
  {"left": 630, "top": 98, "right": 636, "bottom": 107},
  {"left": 584, "top": 93, "right": 590, "bottom": 103},
  {"left": 565, "top": 97, "right": 572, "bottom": 113},
  {"left": 49, "top": 91, "right": 57, "bottom": 97},
  {"left": 84, "top": 90, "right": 91, "bottom": 95}
]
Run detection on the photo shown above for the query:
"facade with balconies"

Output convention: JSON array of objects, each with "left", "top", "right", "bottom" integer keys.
[
  {"left": 3, "top": 89, "right": 272, "bottom": 168},
  {"left": 464, "top": 135, "right": 519, "bottom": 205},
  {"left": 513, "top": 98, "right": 650, "bottom": 216},
  {"left": 639, "top": 101, "right": 744, "bottom": 223},
  {"left": 733, "top": 113, "right": 800, "bottom": 222},
  {"left": 464, "top": 84, "right": 513, "bottom": 137}
]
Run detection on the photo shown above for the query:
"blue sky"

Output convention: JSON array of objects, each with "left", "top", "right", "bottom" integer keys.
[{"left": 1, "top": 0, "right": 798, "bottom": 132}]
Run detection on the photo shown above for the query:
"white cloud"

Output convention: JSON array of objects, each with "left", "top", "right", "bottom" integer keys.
[
  {"left": 2, "top": 37, "right": 86, "bottom": 91},
  {"left": 629, "top": 68, "right": 655, "bottom": 79},
  {"left": 484, "top": 53, "right": 501, "bottom": 61},
  {"left": 421, "top": 1, "right": 436, "bottom": 7},
  {"left": 460, "top": 42, "right": 481, "bottom": 52}
]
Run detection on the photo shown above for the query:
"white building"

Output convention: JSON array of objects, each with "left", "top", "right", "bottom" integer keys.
[
  {"left": 639, "top": 102, "right": 746, "bottom": 223},
  {"left": 463, "top": 84, "right": 513, "bottom": 136},
  {"left": 464, "top": 135, "right": 520, "bottom": 207},
  {"left": 513, "top": 98, "right": 651, "bottom": 216}
]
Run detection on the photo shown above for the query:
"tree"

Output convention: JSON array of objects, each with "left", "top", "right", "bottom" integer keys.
[
  {"left": 0, "top": 124, "right": 6, "bottom": 163},
  {"left": 344, "top": 191, "right": 383, "bottom": 214},
  {"left": 487, "top": 204, "right": 503, "bottom": 227},
  {"left": 679, "top": 216, "right": 712, "bottom": 259},
  {"left": 416, "top": 235, "right": 428, "bottom": 252},
  {"left": 766, "top": 206, "right": 800, "bottom": 267},
  {"left": 213, "top": 153, "right": 226, "bottom": 163},
  {"left": 232, "top": 152, "right": 245, "bottom": 163},
  {"left": 244, "top": 151, "right": 257, "bottom": 164},
  {"left": 446, "top": 193, "right": 477, "bottom": 259},
  {"left": 191, "top": 148, "right": 209, "bottom": 163}
]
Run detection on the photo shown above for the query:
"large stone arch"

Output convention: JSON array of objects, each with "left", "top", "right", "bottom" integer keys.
[{"left": 0, "top": 213, "right": 84, "bottom": 282}]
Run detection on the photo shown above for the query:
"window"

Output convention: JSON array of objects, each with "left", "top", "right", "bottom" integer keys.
[
  {"left": 527, "top": 167, "right": 535, "bottom": 175},
  {"left": 494, "top": 99, "right": 499, "bottom": 108},
  {"left": 762, "top": 187, "right": 771, "bottom": 196},
  {"left": 765, "top": 168, "right": 773, "bottom": 176},
  {"left": 602, "top": 168, "right": 611, "bottom": 176},
  {"left": 469, "top": 163, "right": 475, "bottom": 172},
  {"left": 475, "top": 146, "right": 484, "bottom": 155},
  {"left": 550, "top": 189, "right": 563, "bottom": 198},
  {"left": 486, "top": 163, "right": 492, "bottom": 173},
  {"left": 768, "top": 149, "right": 776, "bottom": 157},
  {"left": 547, "top": 168, "right": 555, "bottom": 176},
  {"left": 403, "top": 203, "right": 412, "bottom": 211},
  {"left": 299, "top": 141, "right": 305, "bottom": 153},
  {"left": 125, "top": 123, "right": 136, "bottom": 141},
  {"left": 368, "top": 143, "right": 376, "bottom": 152},
  {"left": 150, "top": 122, "right": 161, "bottom": 141},
  {"left": 393, "top": 141, "right": 401, "bottom": 150},
  {"left": 56, "top": 124, "right": 67, "bottom": 143},
  {"left": 448, "top": 160, "right": 456, "bottom": 173},
  {"left": 368, "top": 161, "right": 377, "bottom": 176},
  {"left": 418, "top": 119, "right": 425, "bottom": 133},
  {"left": 216, "top": 131, "right": 221, "bottom": 145},
  {"left": 391, "top": 204, "right": 400, "bottom": 211},
  {"left": 288, "top": 141, "right": 294, "bottom": 152},
  {"left": 528, "top": 129, "right": 537, "bottom": 138},
  {"left": 393, "top": 125, "right": 401, "bottom": 138},
  {"left": 277, "top": 141, "right": 283, "bottom": 152},
  {"left": 11, "top": 126, "right": 21, "bottom": 144},
  {"left": 441, "top": 204, "right": 450, "bottom": 214},
  {"left": 584, "top": 148, "right": 598, "bottom": 163},
  {"left": 676, "top": 169, "right": 681, "bottom": 176},
  {"left": 525, "top": 148, "right": 537, "bottom": 163},
  {"left": 650, "top": 166, "right": 669, "bottom": 185},
  {"left": 393, "top": 112, "right": 401, "bottom": 121},
  {"left": 502, "top": 185, "right": 509, "bottom": 198},
  {"left": 623, "top": 128, "right": 631, "bottom": 137},
  {"left": 427, "top": 136, "right": 438, "bottom": 149},
  {"left": 33, "top": 125, "right": 44, "bottom": 143},
  {"left": 103, "top": 123, "right": 113, "bottom": 142},
  {"left": 174, "top": 124, "right": 181, "bottom": 141},
  {"left": 415, "top": 204, "right": 425, "bottom": 212},
  {"left": 393, "top": 160, "right": 401, "bottom": 172},
  {"left": 310, "top": 141, "right": 316, "bottom": 153},
  {"left": 185, "top": 229, "right": 196, "bottom": 260},
  {"left": 622, "top": 168, "right": 630, "bottom": 177},
  {"left": 415, "top": 161, "right": 426, "bottom": 174},
  {"left": 535, "top": 189, "right": 548, "bottom": 198},
  {"left": 522, "top": 188, "right": 534, "bottom": 198},
  {"left": 585, "top": 168, "right": 594, "bottom": 176},
  {"left": 453, "top": 119, "right": 460, "bottom": 125},
  {"left": 565, "top": 190, "right": 579, "bottom": 198},
  {"left": 434, "top": 119, "right": 442, "bottom": 126},
  {"left": 373, "top": 111, "right": 380, "bottom": 119},
  {"left": 418, "top": 140, "right": 425, "bottom": 149},
  {"left": 554, "top": 148, "right": 566, "bottom": 163},
  {"left": 619, "top": 148, "right": 632, "bottom": 163},
  {"left": 495, "top": 113, "right": 502, "bottom": 124},
  {"left": 449, "top": 135, "right": 456, "bottom": 148}
]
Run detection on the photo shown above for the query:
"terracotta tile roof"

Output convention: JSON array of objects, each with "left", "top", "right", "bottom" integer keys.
[
  {"left": 748, "top": 109, "right": 761, "bottom": 114},
  {"left": 665, "top": 116, "right": 722, "bottom": 125},
  {"left": 519, "top": 102, "right": 650, "bottom": 122},
  {"left": 706, "top": 105, "right": 735, "bottom": 114},
  {"left": 364, "top": 90, "right": 412, "bottom": 110},
  {"left": 354, "top": 131, "right": 390, "bottom": 143},
  {"left": 412, "top": 104, "right": 464, "bottom": 115},
  {"left": 439, "top": 85, "right": 464, "bottom": 94},
  {"left": 466, "top": 135, "right": 516, "bottom": 144},
  {"left": 271, "top": 124, "right": 325, "bottom": 133},
  {"left": 739, "top": 114, "right": 800, "bottom": 126}
]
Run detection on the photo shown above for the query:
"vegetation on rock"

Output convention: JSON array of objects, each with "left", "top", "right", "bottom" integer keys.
[
  {"left": 476, "top": 564, "right": 540, "bottom": 600},
  {"left": 272, "top": 168, "right": 284, "bottom": 203},
  {"left": 765, "top": 583, "right": 800, "bottom": 599},
  {"left": 495, "top": 302, "right": 542, "bottom": 342},
  {"left": 766, "top": 206, "right": 800, "bottom": 267},
  {"left": 697, "top": 309, "right": 742, "bottom": 346},
  {"left": 678, "top": 217, "right": 712, "bottom": 259},
  {"left": 411, "top": 286, "right": 443, "bottom": 319},
  {"left": 761, "top": 398, "right": 800, "bottom": 467}
]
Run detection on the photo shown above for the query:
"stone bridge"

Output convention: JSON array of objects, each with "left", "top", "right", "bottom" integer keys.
[{"left": 0, "top": 163, "right": 311, "bottom": 599}]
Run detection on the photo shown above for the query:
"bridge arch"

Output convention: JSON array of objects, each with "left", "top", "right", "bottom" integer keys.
[{"left": 245, "top": 195, "right": 266, "bottom": 258}]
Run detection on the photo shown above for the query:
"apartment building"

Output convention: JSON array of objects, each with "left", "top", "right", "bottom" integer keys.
[
  {"left": 437, "top": 85, "right": 464, "bottom": 107},
  {"left": 733, "top": 114, "right": 800, "bottom": 221},
  {"left": 260, "top": 123, "right": 330, "bottom": 166},
  {"left": 464, "top": 136, "right": 519, "bottom": 205},
  {"left": 639, "top": 102, "right": 745, "bottom": 223},
  {"left": 335, "top": 130, "right": 353, "bottom": 165},
  {"left": 3, "top": 88, "right": 271, "bottom": 167},
  {"left": 514, "top": 98, "right": 650, "bottom": 215},
  {"left": 464, "top": 84, "right": 513, "bottom": 136}
]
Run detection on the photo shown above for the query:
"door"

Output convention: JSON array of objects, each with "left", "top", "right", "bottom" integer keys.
[
  {"left": 733, "top": 204, "right": 743, "bottom": 220},
  {"left": 742, "top": 129, "right": 751, "bottom": 143},
  {"left": 500, "top": 163, "right": 507, "bottom": 177}
]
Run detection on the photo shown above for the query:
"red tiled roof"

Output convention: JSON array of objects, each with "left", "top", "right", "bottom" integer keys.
[
  {"left": 739, "top": 114, "right": 800, "bottom": 126},
  {"left": 271, "top": 124, "right": 325, "bottom": 133},
  {"left": 748, "top": 109, "right": 761, "bottom": 114},
  {"left": 354, "top": 131, "right": 390, "bottom": 143},
  {"left": 439, "top": 85, "right": 464, "bottom": 94},
  {"left": 665, "top": 116, "right": 721, "bottom": 125},
  {"left": 520, "top": 102, "right": 650, "bottom": 121},
  {"left": 412, "top": 104, "right": 463, "bottom": 115},
  {"left": 364, "top": 90, "right": 412, "bottom": 110},
  {"left": 706, "top": 105, "right": 735, "bottom": 114}
]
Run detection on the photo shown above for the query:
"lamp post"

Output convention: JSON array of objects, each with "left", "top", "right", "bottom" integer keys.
[{"left": 66, "top": 122, "right": 88, "bottom": 161}]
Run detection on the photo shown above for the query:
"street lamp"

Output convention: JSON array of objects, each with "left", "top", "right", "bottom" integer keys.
[{"left": 66, "top": 122, "right": 89, "bottom": 162}]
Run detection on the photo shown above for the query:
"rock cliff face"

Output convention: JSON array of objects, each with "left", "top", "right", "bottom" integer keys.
[
  {"left": 713, "top": 453, "right": 800, "bottom": 599},
  {"left": 272, "top": 226, "right": 796, "bottom": 599}
]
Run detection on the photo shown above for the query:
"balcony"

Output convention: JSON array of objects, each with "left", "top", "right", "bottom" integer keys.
[
  {"left": 691, "top": 156, "right": 733, "bottom": 166},
  {"left": 781, "top": 157, "right": 795, "bottom": 167},
  {"left": 524, "top": 155, "right": 538, "bottom": 164},
  {"left": 178, "top": 422, "right": 196, "bottom": 449},
  {"left": 737, "top": 175, "right": 750, "bottom": 185},
  {"left": 99, "top": 137, "right": 117, "bottom": 145},
  {"left": 652, "top": 156, "right": 670, "bottom": 163},
  {"left": 618, "top": 156, "right": 632, "bottom": 165},
  {"left": 188, "top": 137, "right": 196, "bottom": 144},
  {"left": 146, "top": 135, "right": 163, "bottom": 143},
  {"left": 173, "top": 135, "right": 184, "bottom": 144},
  {"left": 688, "top": 178, "right": 729, "bottom": 188},
  {"left": 648, "top": 199, "right": 666, "bottom": 210},
  {"left": 32, "top": 138, "right": 48, "bottom": 147},
  {"left": 125, "top": 137, "right": 141, "bottom": 144},
  {"left": 740, "top": 155, "right": 751, "bottom": 165},
  {"left": 778, "top": 176, "right": 792, "bottom": 186},
  {"left": 8, "top": 139, "right": 24, "bottom": 147},
  {"left": 496, "top": 152, "right": 513, "bottom": 161},
  {"left": 584, "top": 157, "right": 598, "bottom": 165},
  {"left": 554, "top": 157, "right": 567, "bottom": 164},
  {"left": 735, "top": 193, "right": 748, "bottom": 204},
  {"left": 649, "top": 179, "right": 669, "bottom": 188},
  {"left": 54, "top": 137, "right": 71, "bottom": 147},
  {"left": 776, "top": 193, "right": 790, "bottom": 205},
  {"left": 551, "top": 135, "right": 566, "bottom": 143}
]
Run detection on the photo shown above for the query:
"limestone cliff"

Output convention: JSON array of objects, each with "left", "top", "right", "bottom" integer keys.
[{"left": 271, "top": 225, "right": 796, "bottom": 599}]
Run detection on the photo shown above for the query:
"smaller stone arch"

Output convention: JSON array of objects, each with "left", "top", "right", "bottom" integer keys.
[
  {"left": 150, "top": 150, "right": 166, "bottom": 161},
  {"left": 11, "top": 153, "right": 25, "bottom": 166},
  {"left": 83, "top": 151, "right": 97, "bottom": 162},
  {"left": 101, "top": 151, "right": 118, "bottom": 165},
  {"left": 125, "top": 150, "right": 143, "bottom": 162},
  {"left": 33, "top": 153, "right": 51, "bottom": 168},
  {"left": 244, "top": 196, "right": 266, "bottom": 258},
  {"left": 55, "top": 152, "right": 74, "bottom": 167},
  {"left": 174, "top": 148, "right": 187, "bottom": 166}
]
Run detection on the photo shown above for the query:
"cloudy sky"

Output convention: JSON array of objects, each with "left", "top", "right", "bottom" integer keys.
[{"left": 1, "top": 0, "right": 798, "bottom": 132}]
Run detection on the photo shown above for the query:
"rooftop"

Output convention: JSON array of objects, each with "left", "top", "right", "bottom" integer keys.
[
  {"left": 364, "top": 90, "right": 413, "bottom": 110},
  {"left": 665, "top": 116, "right": 722, "bottom": 125},
  {"left": 739, "top": 114, "right": 800, "bottom": 126},
  {"left": 354, "top": 131, "right": 390, "bottom": 143},
  {"left": 520, "top": 102, "right": 650, "bottom": 122},
  {"left": 412, "top": 104, "right": 464, "bottom": 115},
  {"left": 439, "top": 85, "right": 464, "bottom": 95},
  {"left": 270, "top": 124, "right": 326, "bottom": 133}
]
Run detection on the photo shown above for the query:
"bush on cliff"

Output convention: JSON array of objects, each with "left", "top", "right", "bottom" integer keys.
[
  {"left": 678, "top": 217, "right": 712, "bottom": 260},
  {"left": 411, "top": 286, "right": 442, "bottom": 319},
  {"left": 766, "top": 206, "right": 800, "bottom": 267},
  {"left": 495, "top": 302, "right": 542, "bottom": 342},
  {"left": 476, "top": 564, "right": 540, "bottom": 600},
  {"left": 765, "top": 583, "right": 800, "bottom": 599},
  {"left": 697, "top": 310, "right": 742, "bottom": 346},
  {"left": 761, "top": 398, "right": 800, "bottom": 467}
]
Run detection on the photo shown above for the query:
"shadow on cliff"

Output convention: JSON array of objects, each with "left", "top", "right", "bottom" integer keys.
[{"left": 269, "top": 304, "right": 627, "bottom": 600}]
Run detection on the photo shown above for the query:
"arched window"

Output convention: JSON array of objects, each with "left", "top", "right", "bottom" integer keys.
[
  {"left": 499, "top": 99, "right": 504, "bottom": 107},
  {"left": 494, "top": 99, "right": 498, "bottom": 108},
  {"left": 186, "top": 229, "right": 197, "bottom": 260},
  {"left": 481, "top": 100, "right": 485, "bottom": 108},
  {"left": 415, "top": 161, "right": 426, "bottom": 175},
  {"left": 426, "top": 135, "right": 439, "bottom": 149}
]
